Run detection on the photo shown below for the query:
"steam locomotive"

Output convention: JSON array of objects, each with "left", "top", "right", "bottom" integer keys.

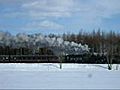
[{"left": 0, "top": 46, "right": 120, "bottom": 63}]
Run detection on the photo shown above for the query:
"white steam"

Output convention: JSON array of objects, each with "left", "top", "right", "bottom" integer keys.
[{"left": 0, "top": 32, "right": 89, "bottom": 55}]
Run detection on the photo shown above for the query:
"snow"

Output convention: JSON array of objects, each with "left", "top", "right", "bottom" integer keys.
[{"left": 0, "top": 63, "right": 120, "bottom": 89}]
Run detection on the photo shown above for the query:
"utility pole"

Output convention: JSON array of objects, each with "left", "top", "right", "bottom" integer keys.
[{"left": 59, "top": 52, "right": 63, "bottom": 69}]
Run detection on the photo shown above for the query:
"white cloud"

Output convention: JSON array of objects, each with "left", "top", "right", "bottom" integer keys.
[
  {"left": 0, "top": 0, "right": 120, "bottom": 32},
  {"left": 21, "top": 0, "right": 75, "bottom": 18},
  {"left": 21, "top": 20, "right": 64, "bottom": 30},
  {"left": 38, "top": 20, "right": 64, "bottom": 29},
  {"left": 0, "top": 20, "right": 64, "bottom": 31},
  {"left": 21, "top": 0, "right": 120, "bottom": 18},
  {"left": 1, "top": 0, "right": 120, "bottom": 20}
]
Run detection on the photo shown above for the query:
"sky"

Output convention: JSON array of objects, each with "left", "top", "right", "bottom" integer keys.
[{"left": 0, "top": 0, "right": 120, "bottom": 35}]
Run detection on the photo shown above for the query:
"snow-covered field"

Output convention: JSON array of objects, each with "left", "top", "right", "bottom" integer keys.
[{"left": 0, "top": 63, "right": 120, "bottom": 89}]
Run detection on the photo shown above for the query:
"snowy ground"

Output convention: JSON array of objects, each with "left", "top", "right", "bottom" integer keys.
[{"left": 0, "top": 63, "right": 120, "bottom": 89}]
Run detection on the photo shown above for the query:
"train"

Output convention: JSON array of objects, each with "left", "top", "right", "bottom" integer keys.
[
  {"left": 0, "top": 46, "right": 120, "bottom": 64},
  {"left": 0, "top": 54, "right": 119, "bottom": 64},
  {"left": 0, "top": 55, "right": 59, "bottom": 63}
]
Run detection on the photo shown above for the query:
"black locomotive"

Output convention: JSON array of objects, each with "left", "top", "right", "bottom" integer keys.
[{"left": 0, "top": 46, "right": 120, "bottom": 64}]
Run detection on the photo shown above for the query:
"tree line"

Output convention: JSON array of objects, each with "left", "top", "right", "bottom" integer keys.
[
  {"left": 62, "top": 30, "right": 120, "bottom": 69},
  {"left": 62, "top": 30, "right": 120, "bottom": 55}
]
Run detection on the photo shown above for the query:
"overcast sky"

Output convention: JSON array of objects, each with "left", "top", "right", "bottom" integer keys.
[{"left": 0, "top": 0, "right": 120, "bottom": 35}]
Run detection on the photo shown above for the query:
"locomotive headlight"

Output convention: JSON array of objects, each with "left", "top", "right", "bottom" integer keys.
[{"left": 6, "top": 57, "right": 8, "bottom": 60}]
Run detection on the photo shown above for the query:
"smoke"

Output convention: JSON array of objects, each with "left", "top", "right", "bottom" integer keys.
[{"left": 0, "top": 31, "right": 90, "bottom": 55}]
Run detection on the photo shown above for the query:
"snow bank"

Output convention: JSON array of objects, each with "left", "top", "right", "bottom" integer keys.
[{"left": 0, "top": 63, "right": 119, "bottom": 71}]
